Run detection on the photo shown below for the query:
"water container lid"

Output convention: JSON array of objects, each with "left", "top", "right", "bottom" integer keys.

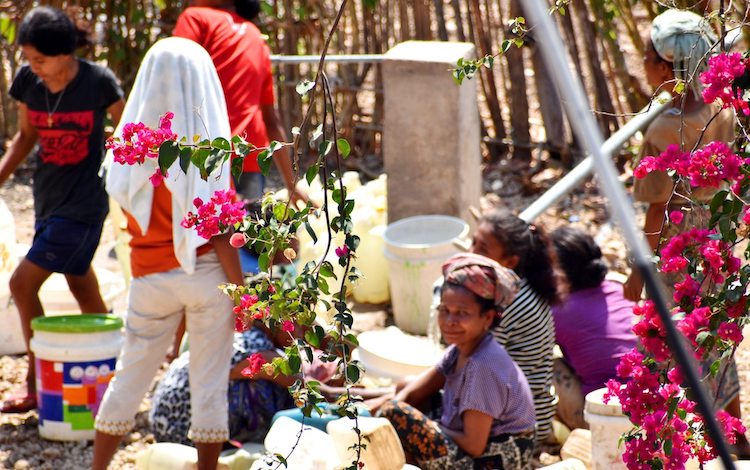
[
  {"left": 584, "top": 387, "right": 624, "bottom": 417},
  {"left": 383, "top": 215, "right": 468, "bottom": 249},
  {"left": 31, "top": 314, "right": 123, "bottom": 333}
]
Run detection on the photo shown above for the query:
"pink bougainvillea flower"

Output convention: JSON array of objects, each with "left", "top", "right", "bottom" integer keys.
[
  {"left": 335, "top": 245, "right": 350, "bottom": 257},
  {"left": 229, "top": 232, "right": 246, "bottom": 248},
  {"left": 181, "top": 188, "right": 246, "bottom": 239},
  {"left": 634, "top": 141, "right": 746, "bottom": 190},
  {"left": 106, "top": 112, "right": 178, "bottom": 166},
  {"left": 149, "top": 169, "right": 167, "bottom": 187},
  {"left": 241, "top": 352, "right": 267, "bottom": 377},
  {"left": 281, "top": 320, "right": 295, "bottom": 333},
  {"left": 700, "top": 52, "right": 749, "bottom": 115},
  {"left": 718, "top": 322, "right": 743, "bottom": 343},
  {"left": 234, "top": 314, "right": 248, "bottom": 333},
  {"left": 669, "top": 210, "right": 684, "bottom": 225}
]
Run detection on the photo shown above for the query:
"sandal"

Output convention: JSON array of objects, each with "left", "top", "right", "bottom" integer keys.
[{"left": 1, "top": 394, "right": 37, "bottom": 413}]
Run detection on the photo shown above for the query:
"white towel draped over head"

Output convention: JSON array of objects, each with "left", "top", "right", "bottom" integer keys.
[{"left": 104, "top": 37, "right": 231, "bottom": 274}]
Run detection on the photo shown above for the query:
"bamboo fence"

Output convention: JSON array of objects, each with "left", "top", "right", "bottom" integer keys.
[{"left": 0, "top": 0, "right": 746, "bottom": 168}]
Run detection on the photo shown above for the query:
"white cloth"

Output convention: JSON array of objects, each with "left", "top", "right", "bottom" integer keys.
[
  {"left": 95, "top": 252, "right": 234, "bottom": 442},
  {"left": 103, "top": 37, "right": 232, "bottom": 274}
]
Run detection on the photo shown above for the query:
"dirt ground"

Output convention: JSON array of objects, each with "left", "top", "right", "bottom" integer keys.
[{"left": 2, "top": 161, "right": 750, "bottom": 469}]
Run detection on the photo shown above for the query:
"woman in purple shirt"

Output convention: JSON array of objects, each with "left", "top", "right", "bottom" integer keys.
[
  {"left": 380, "top": 253, "right": 536, "bottom": 469},
  {"left": 550, "top": 227, "right": 637, "bottom": 430}
]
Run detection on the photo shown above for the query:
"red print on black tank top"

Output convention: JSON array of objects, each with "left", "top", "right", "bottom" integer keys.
[{"left": 28, "top": 110, "right": 93, "bottom": 166}]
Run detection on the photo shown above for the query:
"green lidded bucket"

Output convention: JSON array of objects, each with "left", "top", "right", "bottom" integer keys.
[{"left": 30, "top": 314, "right": 124, "bottom": 441}]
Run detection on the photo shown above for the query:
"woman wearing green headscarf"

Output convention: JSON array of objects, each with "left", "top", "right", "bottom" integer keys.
[
  {"left": 625, "top": 9, "right": 735, "bottom": 302},
  {"left": 623, "top": 9, "right": 749, "bottom": 456}
]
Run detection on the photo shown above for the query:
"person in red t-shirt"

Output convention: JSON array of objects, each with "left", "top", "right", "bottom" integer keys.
[{"left": 173, "top": 0, "right": 306, "bottom": 206}]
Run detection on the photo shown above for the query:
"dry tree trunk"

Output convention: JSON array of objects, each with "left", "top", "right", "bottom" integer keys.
[
  {"left": 528, "top": 40, "right": 568, "bottom": 161},
  {"left": 398, "top": 0, "right": 411, "bottom": 41},
  {"left": 434, "top": 0, "right": 449, "bottom": 41},
  {"left": 591, "top": 0, "right": 647, "bottom": 113},
  {"left": 467, "top": 0, "right": 508, "bottom": 160},
  {"left": 572, "top": 0, "right": 617, "bottom": 136},
  {"left": 280, "top": 0, "right": 300, "bottom": 132},
  {"left": 556, "top": 6, "right": 584, "bottom": 85},
  {"left": 503, "top": 0, "right": 532, "bottom": 163},
  {"left": 516, "top": 0, "right": 567, "bottom": 159},
  {"left": 610, "top": 0, "right": 644, "bottom": 55},
  {"left": 450, "top": 0, "right": 467, "bottom": 42},
  {"left": 413, "top": 0, "right": 433, "bottom": 40}
]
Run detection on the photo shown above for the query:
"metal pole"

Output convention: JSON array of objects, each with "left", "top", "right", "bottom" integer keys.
[
  {"left": 519, "top": 92, "right": 670, "bottom": 222},
  {"left": 524, "top": 1, "right": 736, "bottom": 468},
  {"left": 271, "top": 54, "right": 385, "bottom": 65}
]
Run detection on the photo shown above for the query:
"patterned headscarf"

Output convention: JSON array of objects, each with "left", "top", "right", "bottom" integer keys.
[
  {"left": 650, "top": 9, "right": 716, "bottom": 98},
  {"left": 442, "top": 253, "right": 520, "bottom": 312}
]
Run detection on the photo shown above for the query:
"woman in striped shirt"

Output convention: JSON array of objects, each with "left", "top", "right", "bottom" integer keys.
[{"left": 469, "top": 209, "right": 560, "bottom": 443}]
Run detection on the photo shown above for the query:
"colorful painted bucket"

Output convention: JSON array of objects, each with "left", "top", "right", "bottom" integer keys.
[{"left": 30, "top": 314, "right": 123, "bottom": 441}]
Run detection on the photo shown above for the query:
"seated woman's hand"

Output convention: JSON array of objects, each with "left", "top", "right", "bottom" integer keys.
[{"left": 364, "top": 392, "right": 395, "bottom": 414}]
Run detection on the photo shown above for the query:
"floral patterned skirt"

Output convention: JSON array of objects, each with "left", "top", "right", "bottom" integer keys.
[{"left": 380, "top": 399, "right": 535, "bottom": 470}]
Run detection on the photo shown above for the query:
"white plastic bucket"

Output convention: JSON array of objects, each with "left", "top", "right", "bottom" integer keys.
[
  {"left": 30, "top": 314, "right": 123, "bottom": 441},
  {"left": 357, "top": 326, "right": 444, "bottom": 381},
  {"left": 584, "top": 388, "right": 632, "bottom": 470},
  {"left": 383, "top": 215, "right": 468, "bottom": 335},
  {"left": 0, "top": 266, "right": 125, "bottom": 356}
]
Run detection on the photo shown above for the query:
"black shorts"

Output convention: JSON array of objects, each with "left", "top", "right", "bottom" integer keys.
[{"left": 26, "top": 216, "right": 104, "bottom": 276}]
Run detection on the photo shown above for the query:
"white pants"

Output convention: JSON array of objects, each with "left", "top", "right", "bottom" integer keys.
[{"left": 95, "top": 252, "right": 234, "bottom": 443}]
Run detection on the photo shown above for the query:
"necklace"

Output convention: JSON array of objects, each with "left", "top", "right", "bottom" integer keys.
[{"left": 44, "top": 85, "right": 67, "bottom": 128}]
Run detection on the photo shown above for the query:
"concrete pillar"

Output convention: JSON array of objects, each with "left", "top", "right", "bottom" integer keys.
[{"left": 382, "top": 41, "right": 482, "bottom": 225}]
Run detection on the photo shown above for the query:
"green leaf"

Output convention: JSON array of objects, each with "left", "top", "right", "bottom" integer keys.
[
  {"left": 158, "top": 141, "right": 180, "bottom": 175},
  {"left": 667, "top": 398, "right": 678, "bottom": 418},
  {"left": 296, "top": 79, "right": 316, "bottom": 96},
  {"left": 231, "top": 155, "right": 245, "bottom": 178},
  {"left": 672, "top": 80, "right": 685, "bottom": 95},
  {"left": 288, "top": 354, "right": 301, "bottom": 373},
  {"left": 336, "top": 138, "right": 351, "bottom": 159},
  {"left": 318, "top": 139, "right": 333, "bottom": 157},
  {"left": 273, "top": 202, "right": 287, "bottom": 222},
  {"left": 710, "top": 190, "right": 728, "bottom": 213},
  {"left": 318, "top": 277, "right": 330, "bottom": 294},
  {"left": 346, "top": 363, "right": 360, "bottom": 383},
  {"left": 258, "top": 252, "right": 270, "bottom": 272},
  {"left": 709, "top": 359, "right": 721, "bottom": 377},
  {"left": 331, "top": 188, "right": 344, "bottom": 205},
  {"left": 346, "top": 234, "right": 361, "bottom": 251},
  {"left": 344, "top": 333, "right": 359, "bottom": 346},
  {"left": 179, "top": 147, "right": 192, "bottom": 174},
  {"left": 191, "top": 147, "right": 209, "bottom": 172},
  {"left": 501, "top": 39, "right": 512, "bottom": 54},
  {"left": 211, "top": 137, "right": 231, "bottom": 151},
  {"left": 452, "top": 69, "right": 464, "bottom": 85},
  {"left": 257, "top": 149, "right": 273, "bottom": 176},
  {"left": 205, "top": 148, "right": 226, "bottom": 177},
  {"left": 304, "top": 220, "right": 318, "bottom": 244},
  {"left": 0, "top": 15, "right": 17, "bottom": 44},
  {"left": 342, "top": 199, "right": 355, "bottom": 217},
  {"left": 269, "top": 140, "right": 283, "bottom": 153},
  {"left": 319, "top": 261, "right": 336, "bottom": 279},
  {"left": 695, "top": 331, "right": 711, "bottom": 346},
  {"left": 305, "top": 329, "right": 321, "bottom": 347},
  {"left": 305, "top": 165, "right": 319, "bottom": 185}
]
